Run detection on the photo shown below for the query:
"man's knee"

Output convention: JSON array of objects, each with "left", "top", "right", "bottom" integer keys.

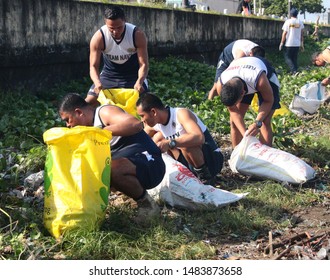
[{"left": 111, "top": 158, "right": 130, "bottom": 181}]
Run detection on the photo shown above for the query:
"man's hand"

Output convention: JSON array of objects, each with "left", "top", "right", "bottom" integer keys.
[
  {"left": 157, "top": 139, "right": 171, "bottom": 153},
  {"left": 279, "top": 43, "right": 283, "bottom": 51},
  {"left": 134, "top": 81, "right": 145, "bottom": 94},
  {"left": 300, "top": 43, "right": 304, "bottom": 52},
  {"left": 245, "top": 122, "right": 260, "bottom": 137},
  {"left": 321, "top": 77, "right": 330, "bottom": 86},
  {"left": 93, "top": 82, "right": 103, "bottom": 95}
]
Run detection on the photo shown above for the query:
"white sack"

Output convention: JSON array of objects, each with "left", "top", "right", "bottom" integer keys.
[
  {"left": 228, "top": 136, "right": 316, "bottom": 184},
  {"left": 290, "top": 95, "right": 324, "bottom": 115},
  {"left": 148, "top": 153, "right": 247, "bottom": 210},
  {"left": 289, "top": 81, "right": 329, "bottom": 115}
]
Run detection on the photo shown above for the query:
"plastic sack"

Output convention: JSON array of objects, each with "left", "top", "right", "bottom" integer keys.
[
  {"left": 251, "top": 94, "right": 290, "bottom": 116},
  {"left": 289, "top": 81, "right": 329, "bottom": 115},
  {"left": 148, "top": 153, "right": 247, "bottom": 210},
  {"left": 228, "top": 136, "right": 316, "bottom": 184},
  {"left": 97, "top": 88, "right": 139, "bottom": 118},
  {"left": 43, "top": 126, "right": 112, "bottom": 238}
]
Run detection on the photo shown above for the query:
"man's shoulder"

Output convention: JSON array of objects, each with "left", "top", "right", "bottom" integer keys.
[
  {"left": 126, "top": 22, "right": 136, "bottom": 29},
  {"left": 322, "top": 47, "right": 330, "bottom": 62}
]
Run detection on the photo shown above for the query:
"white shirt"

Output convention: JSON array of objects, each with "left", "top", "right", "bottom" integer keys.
[
  {"left": 282, "top": 18, "right": 304, "bottom": 47},
  {"left": 100, "top": 23, "right": 137, "bottom": 65},
  {"left": 153, "top": 107, "right": 206, "bottom": 140},
  {"left": 220, "top": 57, "right": 267, "bottom": 95}
]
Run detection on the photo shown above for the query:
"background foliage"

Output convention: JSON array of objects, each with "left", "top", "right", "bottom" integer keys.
[{"left": 262, "top": 0, "right": 325, "bottom": 17}]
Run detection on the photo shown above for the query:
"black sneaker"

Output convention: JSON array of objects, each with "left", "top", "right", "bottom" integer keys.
[{"left": 194, "top": 165, "right": 216, "bottom": 186}]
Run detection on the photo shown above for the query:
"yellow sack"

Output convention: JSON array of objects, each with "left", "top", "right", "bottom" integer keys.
[
  {"left": 97, "top": 88, "right": 139, "bottom": 118},
  {"left": 251, "top": 94, "right": 290, "bottom": 116},
  {"left": 43, "top": 126, "right": 112, "bottom": 239}
]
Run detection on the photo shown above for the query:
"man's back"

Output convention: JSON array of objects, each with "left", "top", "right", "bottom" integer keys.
[
  {"left": 220, "top": 56, "right": 268, "bottom": 94},
  {"left": 282, "top": 17, "right": 304, "bottom": 47}
]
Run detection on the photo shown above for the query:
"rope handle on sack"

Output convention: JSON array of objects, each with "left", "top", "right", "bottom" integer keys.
[{"left": 317, "top": 82, "right": 322, "bottom": 100}]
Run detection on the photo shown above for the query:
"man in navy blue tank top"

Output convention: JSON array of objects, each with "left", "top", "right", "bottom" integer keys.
[{"left": 86, "top": 6, "right": 149, "bottom": 107}]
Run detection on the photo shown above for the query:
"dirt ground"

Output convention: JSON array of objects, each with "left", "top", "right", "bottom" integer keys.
[
  {"left": 212, "top": 200, "right": 330, "bottom": 260},
  {"left": 209, "top": 139, "right": 330, "bottom": 260}
]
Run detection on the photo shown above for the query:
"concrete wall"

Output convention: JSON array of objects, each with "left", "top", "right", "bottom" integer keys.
[{"left": 0, "top": 0, "right": 320, "bottom": 92}]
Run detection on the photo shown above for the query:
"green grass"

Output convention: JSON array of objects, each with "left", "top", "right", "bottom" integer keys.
[{"left": 0, "top": 37, "right": 329, "bottom": 260}]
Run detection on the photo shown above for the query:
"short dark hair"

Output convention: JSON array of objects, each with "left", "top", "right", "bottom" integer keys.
[
  {"left": 251, "top": 46, "right": 265, "bottom": 58},
  {"left": 136, "top": 93, "right": 165, "bottom": 112},
  {"left": 290, "top": 7, "right": 298, "bottom": 17},
  {"left": 311, "top": 51, "right": 321, "bottom": 65},
  {"left": 220, "top": 78, "right": 244, "bottom": 107},
  {"left": 104, "top": 6, "right": 125, "bottom": 20},
  {"left": 58, "top": 93, "right": 88, "bottom": 113}
]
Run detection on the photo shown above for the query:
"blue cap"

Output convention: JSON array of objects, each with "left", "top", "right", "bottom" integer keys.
[{"left": 290, "top": 8, "right": 298, "bottom": 17}]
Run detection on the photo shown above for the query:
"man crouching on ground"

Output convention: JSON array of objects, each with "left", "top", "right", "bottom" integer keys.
[
  {"left": 58, "top": 93, "right": 165, "bottom": 223},
  {"left": 136, "top": 92, "right": 223, "bottom": 186}
]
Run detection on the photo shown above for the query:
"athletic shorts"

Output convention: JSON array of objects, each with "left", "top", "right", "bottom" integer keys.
[
  {"left": 126, "top": 152, "right": 165, "bottom": 190},
  {"left": 111, "top": 131, "right": 165, "bottom": 190},
  {"left": 177, "top": 130, "right": 224, "bottom": 177},
  {"left": 88, "top": 76, "right": 148, "bottom": 96},
  {"left": 241, "top": 81, "right": 281, "bottom": 110}
]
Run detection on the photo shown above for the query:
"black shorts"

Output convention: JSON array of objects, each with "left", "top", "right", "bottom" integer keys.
[
  {"left": 88, "top": 76, "right": 148, "bottom": 95},
  {"left": 127, "top": 152, "right": 165, "bottom": 190},
  {"left": 241, "top": 81, "right": 281, "bottom": 110},
  {"left": 177, "top": 130, "right": 223, "bottom": 177},
  {"left": 111, "top": 131, "right": 165, "bottom": 190}
]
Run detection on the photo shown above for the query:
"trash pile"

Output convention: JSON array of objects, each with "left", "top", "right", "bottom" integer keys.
[{"left": 262, "top": 230, "right": 330, "bottom": 260}]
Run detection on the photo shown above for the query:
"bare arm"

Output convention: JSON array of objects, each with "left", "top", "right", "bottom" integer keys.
[
  {"left": 215, "top": 80, "right": 222, "bottom": 96},
  {"left": 99, "top": 106, "right": 143, "bottom": 136},
  {"left": 208, "top": 80, "right": 222, "bottom": 100},
  {"left": 134, "top": 28, "right": 149, "bottom": 93},
  {"left": 157, "top": 109, "right": 205, "bottom": 152},
  {"left": 143, "top": 124, "right": 164, "bottom": 143},
  {"left": 89, "top": 31, "right": 104, "bottom": 94},
  {"left": 255, "top": 72, "right": 274, "bottom": 122},
  {"left": 208, "top": 83, "right": 218, "bottom": 100},
  {"left": 175, "top": 109, "right": 205, "bottom": 147},
  {"left": 228, "top": 105, "right": 247, "bottom": 137},
  {"left": 280, "top": 30, "right": 287, "bottom": 46},
  {"left": 245, "top": 72, "right": 273, "bottom": 136}
]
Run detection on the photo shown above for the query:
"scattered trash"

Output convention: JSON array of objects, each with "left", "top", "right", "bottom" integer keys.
[
  {"left": 24, "top": 171, "right": 44, "bottom": 188},
  {"left": 316, "top": 183, "right": 328, "bottom": 191},
  {"left": 263, "top": 231, "right": 330, "bottom": 260}
]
